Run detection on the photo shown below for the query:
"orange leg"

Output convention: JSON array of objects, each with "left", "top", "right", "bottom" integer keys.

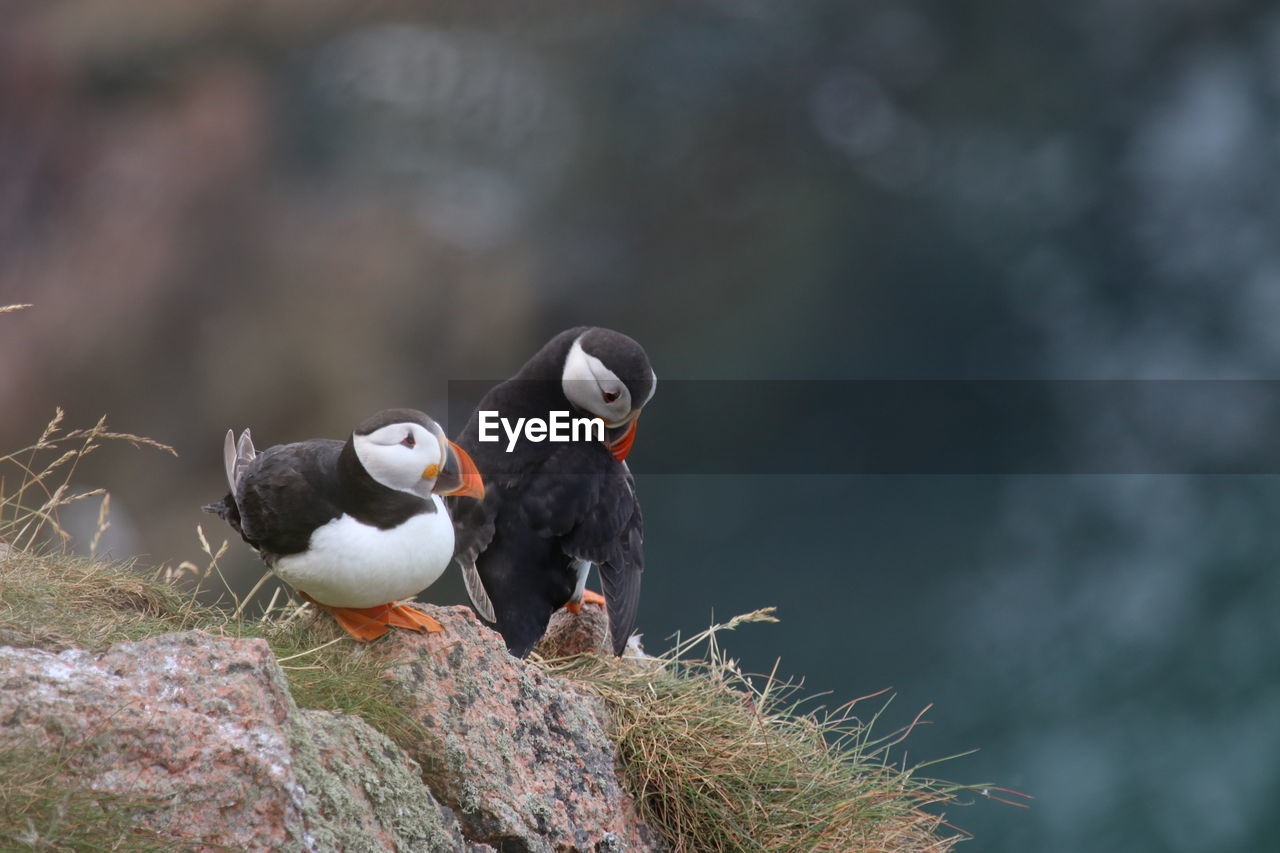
[
  {"left": 564, "top": 589, "right": 607, "bottom": 614},
  {"left": 299, "top": 592, "right": 443, "bottom": 641}
]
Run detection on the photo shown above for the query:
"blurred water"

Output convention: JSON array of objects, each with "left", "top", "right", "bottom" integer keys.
[{"left": 641, "top": 473, "right": 1280, "bottom": 852}]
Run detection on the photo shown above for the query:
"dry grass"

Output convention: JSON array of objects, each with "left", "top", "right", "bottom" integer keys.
[
  {"left": 540, "top": 611, "right": 1022, "bottom": 853},
  {"left": 1, "top": 307, "right": 175, "bottom": 557},
  {"left": 0, "top": 549, "right": 204, "bottom": 651},
  {"left": 0, "top": 410, "right": 192, "bottom": 849},
  {"left": 0, "top": 406, "right": 175, "bottom": 556}
]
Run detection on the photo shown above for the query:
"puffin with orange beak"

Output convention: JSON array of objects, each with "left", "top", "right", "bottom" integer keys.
[
  {"left": 204, "top": 408, "right": 485, "bottom": 641},
  {"left": 449, "top": 327, "right": 655, "bottom": 657}
]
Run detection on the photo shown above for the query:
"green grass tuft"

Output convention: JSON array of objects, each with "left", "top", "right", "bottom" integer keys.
[{"left": 235, "top": 604, "right": 431, "bottom": 750}]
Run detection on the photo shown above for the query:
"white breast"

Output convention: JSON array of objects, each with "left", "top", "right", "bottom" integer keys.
[{"left": 273, "top": 496, "right": 455, "bottom": 608}]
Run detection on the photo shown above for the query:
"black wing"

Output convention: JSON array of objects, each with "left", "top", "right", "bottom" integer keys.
[
  {"left": 596, "top": 466, "right": 643, "bottom": 655},
  {"left": 518, "top": 448, "right": 644, "bottom": 655},
  {"left": 446, "top": 485, "right": 500, "bottom": 621},
  {"left": 581, "top": 465, "right": 643, "bottom": 656},
  {"left": 228, "top": 440, "right": 345, "bottom": 561}
]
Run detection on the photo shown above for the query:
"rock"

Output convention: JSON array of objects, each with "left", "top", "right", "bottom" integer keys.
[
  {"left": 537, "top": 602, "right": 614, "bottom": 658},
  {"left": 0, "top": 607, "right": 667, "bottom": 851},
  {"left": 385, "top": 606, "right": 665, "bottom": 852},
  {"left": 292, "top": 709, "right": 467, "bottom": 851},
  {"left": 0, "top": 631, "right": 466, "bottom": 851},
  {"left": 538, "top": 602, "right": 660, "bottom": 671}
]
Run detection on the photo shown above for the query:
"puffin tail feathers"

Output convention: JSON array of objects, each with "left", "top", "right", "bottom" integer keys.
[
  {"left": 205, "top": 428, "right": 254, "bottom": 537},
  {"left": 223, "top": 428, "right": 256, "bottom": 493}
]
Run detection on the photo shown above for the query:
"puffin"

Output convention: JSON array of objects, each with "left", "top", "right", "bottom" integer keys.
[
  {"left": 448, "top": 327, "right": 656, "bottom": 657},
  {"left": 204, "top": 408, "right": 485, "bottom": 641}
]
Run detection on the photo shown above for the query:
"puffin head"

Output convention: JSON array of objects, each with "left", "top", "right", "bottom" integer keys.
[
  {"left": 352, "top": 408, "right": 485, "bottom": 500},
  {"left": 560, "top": 328, "right": 656, "bottom": 462}
]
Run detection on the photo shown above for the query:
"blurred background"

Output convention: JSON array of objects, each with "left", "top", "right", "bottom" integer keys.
[{"left": 4, "top": 1, "right": 1280, "bottom": 850}]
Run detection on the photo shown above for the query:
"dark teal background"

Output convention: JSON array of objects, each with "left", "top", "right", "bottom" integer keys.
[{"left": 3, "top": 2, "right": 1279, "bottom": 849}]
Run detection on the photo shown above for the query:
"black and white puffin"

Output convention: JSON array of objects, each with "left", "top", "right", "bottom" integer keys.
[
  {"left": 448, "top": 327, "right": 656, "bottom": 657},
  {"left": 204, "top": 408, "right": 485, "bottom": 641}
]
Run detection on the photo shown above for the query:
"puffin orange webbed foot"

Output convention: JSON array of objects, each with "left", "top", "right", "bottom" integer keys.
[
  {"left": 320, "top": 602, "right": 395, "bottom": 642},
  {"left": 298, "top": 593, "right": 445, "bottom": 641},
  {"left": 564, "top": 589, "right": 607, "bottom": 614},
  {"left": 383, "top": 602, "right": 444, "bottom": 633}
]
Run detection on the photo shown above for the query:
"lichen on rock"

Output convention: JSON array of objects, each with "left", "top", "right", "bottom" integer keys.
[
  {"left": 288, "top": 709, "right": 467, "bottom": 851},
  {"left": 384, "top": 606, "right": 664, "bottom": 852},
  {"left": 0, "top": 630, "right": 469, "bottom": 850},
  {"left": 0, "top": 603, "right": 665, "bottom": 851}
]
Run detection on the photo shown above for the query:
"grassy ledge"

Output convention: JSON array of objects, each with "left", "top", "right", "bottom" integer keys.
[
  {"left": 1, "top": 547, "right": 1000, "bottom": 853},
  {"left": 537, "top": 612, "right": 990, "bottom": 853},
  {"left": 0, "top": 366, "right": 1013, "bottom": 850}
]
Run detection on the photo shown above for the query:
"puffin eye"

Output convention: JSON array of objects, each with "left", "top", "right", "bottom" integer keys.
[
  {"left": 602, "top": 390, "right": 620, "bottom": 404},
  {"left": 401, "top": 433, "right": 416, "bottom": 448}
]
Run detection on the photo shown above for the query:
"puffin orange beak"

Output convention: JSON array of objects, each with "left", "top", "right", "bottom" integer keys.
[
  {"left": 606, "top": 415, "right": 639, "bottom": 463},
  {"left": 433, "top": 441, "right": 486, "bottom": 499}
]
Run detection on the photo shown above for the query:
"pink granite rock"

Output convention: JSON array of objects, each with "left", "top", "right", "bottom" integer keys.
[
  {"left": 385, "top": 606, "right": 665, "bottom": 852},
  {"left": 0, "top": 605, "right": 666, "bottom": 851},
  {"left": 537, "top": 602, "right": 615, "bottom": 659},
  {"left": 0, "top": 631, "right": 465, "bottom": 851}
]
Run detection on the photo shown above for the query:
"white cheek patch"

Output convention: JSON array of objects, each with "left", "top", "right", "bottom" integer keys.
[
  {"left": 353, "top": 425, "right": 440, "bottom": 494},
  {"left": 353, "top": 434, "right": 401, "bottom": 489},
  {"left": 562, "top": 337, "right": 631, "bottom": 420}
]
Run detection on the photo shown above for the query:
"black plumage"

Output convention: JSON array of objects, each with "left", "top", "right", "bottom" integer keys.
[
  {"left": 449, "top": 327, "right": 654, "bottom": 657},
  {"left": 204, "top": 409, "right": 436, "bottom": 565},
  {"left": 203, "top": 408, "right": 485, "bottom": 642}
]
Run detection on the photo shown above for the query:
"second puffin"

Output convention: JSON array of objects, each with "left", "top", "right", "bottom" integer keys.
[{"left": 449, "top": 327, "right": 656, "bottom": 657}]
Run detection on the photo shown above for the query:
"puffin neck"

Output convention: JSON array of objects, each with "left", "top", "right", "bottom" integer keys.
[
  {"left": 496, "top": 327, "right": 590, "bottom": 418},
  {"left": 512, "top": 327, "right": 588, "bottom": 381}
]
